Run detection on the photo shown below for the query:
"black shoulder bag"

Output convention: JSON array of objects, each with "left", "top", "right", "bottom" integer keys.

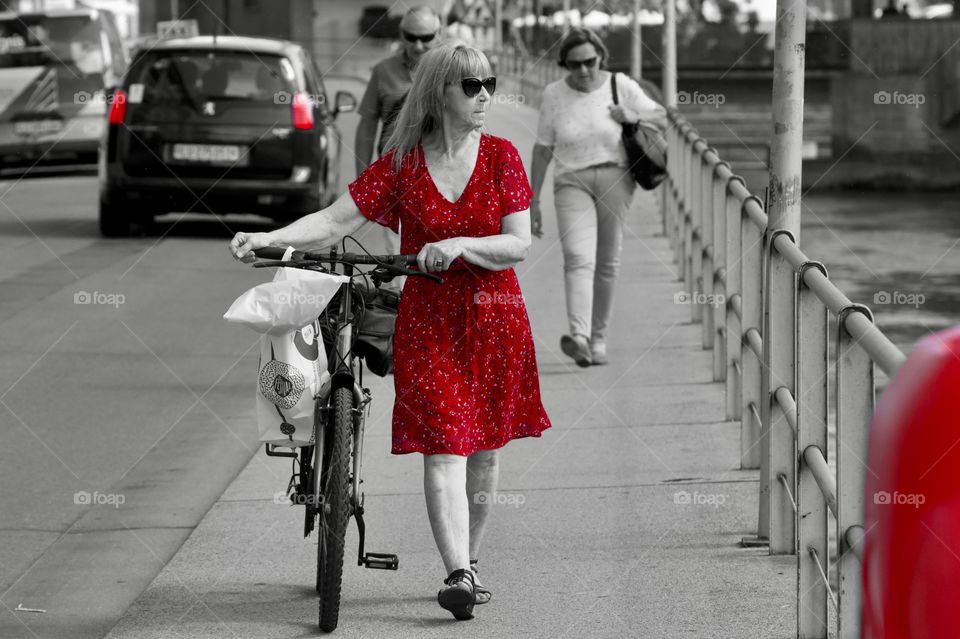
[{"left": 611, "top": 72, "right": 667, "bottom": 190}]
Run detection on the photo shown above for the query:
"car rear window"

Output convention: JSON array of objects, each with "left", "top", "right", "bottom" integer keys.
[
  {"left": 131, "top": 50, "right": 297, "bottom": 106},
  {"left": 0, "top": 15, "right": 104, "bottom": 73}
]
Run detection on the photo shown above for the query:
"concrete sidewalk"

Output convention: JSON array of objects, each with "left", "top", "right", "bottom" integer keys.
[
  {"left": 102, "top": 87, "right": 795, "bottom": 638},
  {"left": 102, "top": 199, "right": 795, "bottom": 639}
]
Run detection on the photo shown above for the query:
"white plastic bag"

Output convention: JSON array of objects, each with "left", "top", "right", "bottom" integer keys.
[
  {"left": 223, "top": 250, "right": 348, "bottom": 336},
  {"left": 255, "top": 321, "right": 325, "bottom": 447},
  {"left": 224, "top": 251, "right": 346, "bottom": 447}
]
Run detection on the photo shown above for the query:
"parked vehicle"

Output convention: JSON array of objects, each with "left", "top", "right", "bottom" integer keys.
[
  {"left": 99, "top": 35, "right": 356, "bottom": 237},
  {"left": 0, "top": 8, "right": 127, "bottom": 174}
]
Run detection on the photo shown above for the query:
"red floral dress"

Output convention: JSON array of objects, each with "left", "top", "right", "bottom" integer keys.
[{"left": 348, "top": 134, "right": 552, "bottom": 456}]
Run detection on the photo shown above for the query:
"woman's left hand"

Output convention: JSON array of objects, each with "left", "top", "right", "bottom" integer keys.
[
  {"left": 419, "top": 238, "right": 464, "bottom": 273},
  {"left": 608, "top": 104, "right": 639, "bottom": 125}
]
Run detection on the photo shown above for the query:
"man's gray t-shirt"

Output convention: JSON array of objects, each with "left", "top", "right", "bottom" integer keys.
[{"left": 358, "top": 52, "right": 414, "bottom": 155}]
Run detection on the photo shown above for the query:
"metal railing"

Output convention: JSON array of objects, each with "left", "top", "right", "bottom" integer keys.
[{"left": 664, "top": 108, "right": 907, "bottom": 638}]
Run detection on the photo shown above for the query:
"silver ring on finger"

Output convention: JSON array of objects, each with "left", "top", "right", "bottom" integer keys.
[{"left": 433, "top": 258, "right": 443, "bottom": 269}]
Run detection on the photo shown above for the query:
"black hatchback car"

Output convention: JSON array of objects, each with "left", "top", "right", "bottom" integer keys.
[{"left": 98, "top": 36, "right": 355, "bottom": 236}]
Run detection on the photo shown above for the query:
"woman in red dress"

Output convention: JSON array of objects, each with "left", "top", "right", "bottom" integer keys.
[{"left": 230, "top": 43, "right": 551, "bottom": 621}]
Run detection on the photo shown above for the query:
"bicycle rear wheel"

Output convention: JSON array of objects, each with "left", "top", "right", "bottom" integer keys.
[{"left": 317, "top": 385, "right": 353, "bottom": 632}]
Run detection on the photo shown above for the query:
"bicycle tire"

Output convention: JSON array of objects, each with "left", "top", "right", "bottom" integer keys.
[{"left": 317, "top": 385, "right": 353, "bottom": 632}]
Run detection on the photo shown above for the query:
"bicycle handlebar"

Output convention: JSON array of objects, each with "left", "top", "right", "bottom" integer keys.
[{"left": 252, "top": 247, "right": 419, "bottom": 267}]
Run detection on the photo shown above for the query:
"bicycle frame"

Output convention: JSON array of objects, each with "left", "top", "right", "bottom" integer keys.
[{"left": 311, "top": 259, "right": 370, "bottom": 516}]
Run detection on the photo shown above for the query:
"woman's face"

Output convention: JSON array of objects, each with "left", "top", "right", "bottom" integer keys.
[
  {"left": 564, "top": 43, "right": 601, "bottom": 90},
  {"left": 443, "top": 74, "right": 492, "bottom": 131}
]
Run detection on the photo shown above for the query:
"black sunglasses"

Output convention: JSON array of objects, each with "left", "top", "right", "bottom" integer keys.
[
  {"left": 402, "top": 30, "right": 437, "bottom": 44},
  {"left": 458, "top": 76, "right": 497, "bottom": 98},
  {"left": 564, "top": 56, "right": 598, "bottom": 71}
]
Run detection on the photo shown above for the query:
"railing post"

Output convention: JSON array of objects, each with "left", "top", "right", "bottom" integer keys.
[
  {"left": 724, "top": 178, "right": 745, "bottom": 421},
  {"left": 797, "top": 262, "right": 830, "bottom": 638},
  {"left": 711, "top": 163, "right": 729, "bottom": 379},
  {"left": 683, "top": 136, "right": 694, "bottom": 297},
  {"left": 762, "top": 232, "right": 797, "bottom": 555},
  {"left": 739, "top": 200, "right": 764, "bottom": 475},
  {"left": 700, "top": 152, "right": 716, "bottom": 348},
  {"left": 837, "top": 306, "right": 873, "bottom": 639},
  {"left": 690, "top": 142, "right": 705, "bottom": 324}
]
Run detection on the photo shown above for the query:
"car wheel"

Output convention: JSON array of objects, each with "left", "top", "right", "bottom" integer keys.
[{"left": 99, "top": 198, "right": 131, "bottom": 237}]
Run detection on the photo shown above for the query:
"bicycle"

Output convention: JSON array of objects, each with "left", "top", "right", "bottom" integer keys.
[{"left": 250, "top": 245, "right": 441, "bottom": 633}]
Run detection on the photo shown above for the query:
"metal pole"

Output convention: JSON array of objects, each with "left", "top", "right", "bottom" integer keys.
[
  {"left": 663, "top": 0, "right": 677, "bottom": 106},
  {"left": 759, "top": 0, "right": 806, "bottom": 556},
  {"left": 631, "top": 0, "right": 642, "bottom": 79},
  {"left": 562, "top": 0, "right": 571, "bottom": 33},
  {"left": 170, "top": 0, "right": 179, "bottom": 20},
  {"left": 495, "top": 0, "right": 503, "bottom": 51},
  {"left": 767, "top": 0, "right": 805, "bottom": 234}
]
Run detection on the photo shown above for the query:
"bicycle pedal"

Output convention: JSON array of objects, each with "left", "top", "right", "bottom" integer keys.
[{"left": 363, "top": 553, "right": 399, "bottom": 570}]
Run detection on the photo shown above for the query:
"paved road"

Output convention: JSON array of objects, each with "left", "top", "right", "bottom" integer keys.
[{"left": 0, "top": 77, "right": 375, "bottom": 639}]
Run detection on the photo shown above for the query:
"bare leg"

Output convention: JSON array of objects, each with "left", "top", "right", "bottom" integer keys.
[
  {"left": 466, "top": 449, "right": 499, "bottom": 560},
  {"left": 423, "top": 453, "right": 470, "bottom": 575}
]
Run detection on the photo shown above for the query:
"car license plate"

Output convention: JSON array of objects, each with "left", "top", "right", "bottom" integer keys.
[
  {"left": 170, "top": 143, "right": 246, "bottom": 165},
  {"left": 14, "top": 120, "right": 62, "bottom": 136}
]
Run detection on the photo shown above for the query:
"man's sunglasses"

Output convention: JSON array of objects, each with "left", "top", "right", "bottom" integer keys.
[
  {"left": 564, "top": 56, "right": 598, "bottom": 71},
  {"left": 458, "top": 76, "right": 497, "bottom": 98},
  {"left": 402, "top": 30, "right": 437, "bottom": 44}
]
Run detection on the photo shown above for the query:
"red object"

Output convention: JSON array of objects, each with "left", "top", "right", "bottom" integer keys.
[
  {"left": 108, "top": 89, "right": 127, "bottom": 125},
  {"left": 863, "top": 325, "right": 960, "bottom": 638},
  {"left": 291, "top": 91, "right": 313, "bottom": 130},
  {"left": 347, "top": 134, "right": 552, "bottom": 455}
]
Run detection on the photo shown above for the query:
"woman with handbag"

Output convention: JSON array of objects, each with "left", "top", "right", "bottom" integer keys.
[
  {"left": 230, "top": 43, "right": 551, "bottom": 622},
  {"left": 530, "top": 27, "right": 666, "bottom": 366}
]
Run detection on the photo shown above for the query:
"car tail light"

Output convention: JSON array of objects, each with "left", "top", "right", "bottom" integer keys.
[
  {"left": 108, "top": 90, "right": 127, "bottom": 125},
  {"left": 292, "top": 92, "right": 313, "bottom": 130}
]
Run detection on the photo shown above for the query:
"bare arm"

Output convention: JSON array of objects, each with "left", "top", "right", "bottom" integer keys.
[
  {"left": 354, "top": 116, "right": 379, "bottom": 176},
  {"left": 529, "top": 143, "right": 553, "bottom": 199},
  {"left": 230, "top": 191, "right": 369, "bottom": 259},
  {"left": 418, "top": 210, "right": 531, "bottom": 273}
]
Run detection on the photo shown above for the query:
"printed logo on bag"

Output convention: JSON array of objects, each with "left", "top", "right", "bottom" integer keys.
[
  {"left": 258, "top": 359, "right": 307, "bottom": 409},
  {"left": 274, "top": 374, "right": 293, "bottom": 398},
  {"left": 293, "top": 323, "right": 320, "bottom": 361}
]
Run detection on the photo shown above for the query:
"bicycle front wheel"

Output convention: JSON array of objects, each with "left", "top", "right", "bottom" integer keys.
[{"left": 317, "top": 385, "right": 353, "bottom": 632}]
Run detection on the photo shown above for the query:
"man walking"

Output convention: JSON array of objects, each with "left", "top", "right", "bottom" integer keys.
[{"left": 355, "top": 6, "right": 442, "bottom": 263}]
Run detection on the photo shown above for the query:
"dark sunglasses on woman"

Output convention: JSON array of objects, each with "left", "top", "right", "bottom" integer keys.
[
  {"left": 564, "top": 56, "right": 598, "bottom": 71},
  {"left": 402, "top": 30, "right": 436, "bottom": 43},
  {"left": 458, "top": 77, "right": 497, "bottom": 98}
]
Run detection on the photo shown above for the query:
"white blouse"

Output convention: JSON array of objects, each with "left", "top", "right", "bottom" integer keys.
[{"left": 536, "top": 72, "right": 664, "bottom": 176}]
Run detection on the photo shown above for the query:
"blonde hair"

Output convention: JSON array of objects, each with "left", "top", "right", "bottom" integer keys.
[{"left": 383, "top": 43, "right": 493, "bottom": 173}]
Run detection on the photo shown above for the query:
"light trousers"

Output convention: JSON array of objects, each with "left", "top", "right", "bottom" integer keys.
[{"left": 553, "top": 165, "right": 636, "bottom": 342}]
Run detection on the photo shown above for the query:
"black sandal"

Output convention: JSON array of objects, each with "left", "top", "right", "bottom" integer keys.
[
  {"left": 437, "top": 568, "right": 475, "bottom": 620},
  {"left": 470, "top": 559, "right": 491, "bottom": 605}
]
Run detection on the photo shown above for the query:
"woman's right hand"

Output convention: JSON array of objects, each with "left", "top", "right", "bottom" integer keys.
[
  {"left": 530, "top": 200, "right": 543, "bottom": 239},
  {"left": 229, "top": 232, "right": 274, "bottom": 263}
]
